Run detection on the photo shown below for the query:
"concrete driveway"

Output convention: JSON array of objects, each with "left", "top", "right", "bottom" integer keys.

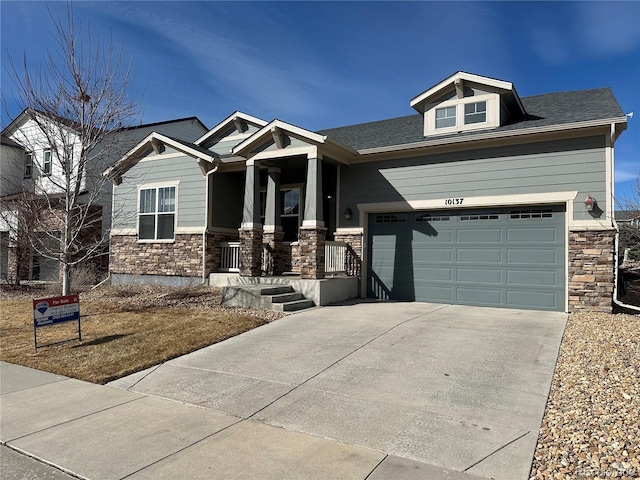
[{"left": 109, "top": 301, "right": 567, "bottom": 479}]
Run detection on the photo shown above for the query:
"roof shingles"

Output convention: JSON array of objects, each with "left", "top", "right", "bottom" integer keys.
[{"left": 318, "top": 88, "right": 624, "bottom": 151}]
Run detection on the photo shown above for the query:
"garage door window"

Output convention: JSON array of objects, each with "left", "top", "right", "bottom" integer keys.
[
  {"left": 510, "top": 209, "right": 554, "bottom": 219},
  {"left": 460, "top": 213, "right": 499, "bottom": 221},
  {"left": 375, "top": 214, "right": 407, "bottom": 224},
  {"left": 416, "top": 213, "right": 450, "bottom": 222}
]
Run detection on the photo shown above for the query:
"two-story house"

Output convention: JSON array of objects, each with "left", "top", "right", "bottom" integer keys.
[{"left": 0, "top": 109, "right": 207, "bottom": 283}]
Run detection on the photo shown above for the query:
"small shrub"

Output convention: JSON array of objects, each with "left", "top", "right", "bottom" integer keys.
[{"left": 70, "top": 264, "right": 98, "bottom": 291}]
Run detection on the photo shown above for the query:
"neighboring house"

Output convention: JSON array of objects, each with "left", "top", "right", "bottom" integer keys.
[
  {"left": 105, "top": 72, "right": 628, "bottom": 313},
  {"left": 0, "top": 109, "right": 207, "bottom": 283},
  {"left": 616, "top": 210, "right": 640, "bottom": 227}
]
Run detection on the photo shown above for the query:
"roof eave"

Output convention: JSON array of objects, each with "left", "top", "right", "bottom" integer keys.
[
  {"left": 195, "top": 111, "right": 268, "bottom": 146},
  {"left": 357, "top": 116, "right": 628, "bottom": 157},
  {"left": 104, "top": 132, "right": 219, "bottom": 181}
]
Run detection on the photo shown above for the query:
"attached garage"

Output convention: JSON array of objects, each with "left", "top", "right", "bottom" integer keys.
[{"left": 367, "top": 205, "right": 566, "bottom": 311}]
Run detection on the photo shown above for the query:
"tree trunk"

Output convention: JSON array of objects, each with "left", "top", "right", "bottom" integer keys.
[{"left": 61, "top": 254, "right": 71, "bottom": 295}]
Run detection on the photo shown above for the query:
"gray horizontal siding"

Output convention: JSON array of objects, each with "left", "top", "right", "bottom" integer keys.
[
  {"left": 340, "top": 135, "right": 606, "bottom": 226},
  {"left": 113, "top": 155, "right": 206, "bottom": 230}
]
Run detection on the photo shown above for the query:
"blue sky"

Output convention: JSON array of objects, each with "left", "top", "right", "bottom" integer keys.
[{"left": 2, "top": 1, "right": 639, "bottom": 201}]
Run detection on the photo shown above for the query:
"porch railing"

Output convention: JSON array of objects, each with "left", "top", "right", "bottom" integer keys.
[
  {"left": 220, "top": 242, "right": 240, "bottom": 272},
  {"left": 220, "top": 240, "right": 348, "bottom": 275},
  {"left": 325, "top": 241, "right": 347, "bottom": 274}
]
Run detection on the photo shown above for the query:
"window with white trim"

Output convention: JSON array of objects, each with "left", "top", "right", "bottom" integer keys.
[
  {"left": 435, "top": 106, "right": 456, "bottom": 129},
  {"left": 43, "top": 150, "right": 52, "bottom": 176},
  {"left": 139, "top": 186, "right": 176, "bottom": 240},
  {"left": 464, "top": 101, "right": 487, "bottom": 125},
  {"left": 24, "top": 153, "right": 33, "bottom": 179}
]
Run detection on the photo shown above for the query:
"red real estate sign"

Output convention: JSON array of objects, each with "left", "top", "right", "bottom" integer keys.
[{"left": 33, "top": 295, "right": 80, "bottom": 327}]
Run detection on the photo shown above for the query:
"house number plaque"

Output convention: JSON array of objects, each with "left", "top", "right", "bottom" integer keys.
[{"left": 444, "top": 198, "right": 464, "bottom": 206}]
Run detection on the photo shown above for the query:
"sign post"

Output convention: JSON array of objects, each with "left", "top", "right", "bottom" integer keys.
[{"left": 33, "top": 295, "right": 81, "bottom": 352}]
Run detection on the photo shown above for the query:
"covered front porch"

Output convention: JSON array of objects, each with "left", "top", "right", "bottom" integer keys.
[{"left": 205, "top": 119, "right": 361, "bottom": 285}]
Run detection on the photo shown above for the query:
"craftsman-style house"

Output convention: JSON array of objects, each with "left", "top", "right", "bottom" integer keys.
[{"left": 105, "top": 72, "right": 628, "bottom": 313}]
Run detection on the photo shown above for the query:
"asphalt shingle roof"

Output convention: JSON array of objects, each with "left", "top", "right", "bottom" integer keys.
[{"left": 317, "top": 88, "right": 624, "bottom": 151}]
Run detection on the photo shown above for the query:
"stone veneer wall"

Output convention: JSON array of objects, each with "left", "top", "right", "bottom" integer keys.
[
  {"left": 288, "top": 242, "right": 301, "bottom": 273},
  {"left": 239, "top": 227, "right": 262, "bottom": 276},
  {"left": 205, "top": 231, "right": 239, "bottom": 274},
  {"left": 334, "top": 231, "right": 363, "bottom": 278},
  {"left": 299, "top": 227, "right": 326, "bottom": 279},
  {"left": 110, "top": 234, "right": 203, "bottom": 277},
  {"left": 568, "top": 229, "right": 615, "bottom": 313}
]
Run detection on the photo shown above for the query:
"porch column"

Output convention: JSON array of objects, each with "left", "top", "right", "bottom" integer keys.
[
  {"left": 239, "top": 159, "right": 262, "bottom": 276},
  {"left": 300, "top": 155, "right": 326, "bottom": 279},
  {"left": 263, "top": 167, "right": 285, "bottom": 275}
]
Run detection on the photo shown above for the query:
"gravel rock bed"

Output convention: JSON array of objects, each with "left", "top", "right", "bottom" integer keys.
[{"left": 530, "top": 311, "right": 639, "bottom": 479}]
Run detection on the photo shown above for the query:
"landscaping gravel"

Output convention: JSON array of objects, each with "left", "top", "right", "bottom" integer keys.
[{"left": 530, "top": 311, "right": 639, "bottom": 479}]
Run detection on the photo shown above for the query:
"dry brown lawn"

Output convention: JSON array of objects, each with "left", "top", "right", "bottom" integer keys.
[{"left": 0, "top": 284, "right": 281, "bottom": 384}]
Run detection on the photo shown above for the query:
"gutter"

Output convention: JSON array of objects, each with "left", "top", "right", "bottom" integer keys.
[
  {"left": 357, "top": 116, "right": 628, "bottom": 157},
  {"left": 613, "top": 220, "right": 640, "bottom": 313}
]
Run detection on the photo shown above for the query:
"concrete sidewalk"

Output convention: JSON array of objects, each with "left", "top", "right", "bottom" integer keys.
[{"left": 1, "top": 302, "right": 566, "bottom": 479}]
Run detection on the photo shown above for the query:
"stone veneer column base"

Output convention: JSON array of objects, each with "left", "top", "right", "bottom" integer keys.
[
  {"left": 299, "top": 226, "right": 326, "bottom": 279},
  {"left": 263, "top": 230, "right": 286, "bottom": 275},
  {"left": 239, "top": 227, "right": 263, "bottom": 277},
  {"left": 568, "top": 229, "right": 615, "bottom": 313}
]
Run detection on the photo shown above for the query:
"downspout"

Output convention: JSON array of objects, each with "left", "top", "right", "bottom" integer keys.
[
  {"left": 202, "top": 162, "right": 220, "bottom": 285},
  {"left": 609, "top": 121, "right": 639, "bottom": 312},
  {"left": 613, "top": 220, "right": 640, "bottom": 312}
]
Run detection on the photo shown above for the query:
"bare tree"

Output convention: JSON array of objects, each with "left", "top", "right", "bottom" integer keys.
[
  {"left": 617, "top": 172, "right": 640, "bottom": 261},
  {"left": 3, "top": 6, "right": 138, "bottom": 294}
]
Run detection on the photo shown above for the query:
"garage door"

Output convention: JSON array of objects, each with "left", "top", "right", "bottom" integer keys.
[{"left": 367, "top": 206, "right": 565, "bottom": 311}]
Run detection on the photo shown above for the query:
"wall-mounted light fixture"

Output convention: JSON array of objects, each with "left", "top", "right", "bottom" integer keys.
[
  {"left": 344, "top": 207, "right": 353, "bottom": 220},
  {"left": 584, "top": 195, "right": 596, "bottom": 212}
]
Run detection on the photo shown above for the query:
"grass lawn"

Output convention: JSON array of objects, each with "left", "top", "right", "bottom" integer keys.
[{"left": 0, "top": 285, "right": 278, "bottom": 384}]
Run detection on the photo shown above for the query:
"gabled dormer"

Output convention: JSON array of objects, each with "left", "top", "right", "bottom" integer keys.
[
  {"left": 410, "top": 72, "right": 526, "bottom": 137},
  {"left": 195, "top": 111, "right": 267, "bottom": 155}
]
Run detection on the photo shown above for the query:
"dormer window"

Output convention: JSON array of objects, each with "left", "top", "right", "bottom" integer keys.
[
  {"left": 435, "top": 106, "right": 457, "bottom": 129},
  {"left": 464, "top": 101, "right": 486, "bottom": 125},
  {"left": 411, "top": 72, "right": 526, "bottom": 138}
]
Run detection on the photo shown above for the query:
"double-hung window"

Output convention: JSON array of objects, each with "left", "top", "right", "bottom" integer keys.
[
  {"left": 43, "top": 150, "right": 52, "bottom": 176},
  {"left": 24, "top": 153, "right": 33, "bottom": 179},
  {"left": 435, "top": 106, "right": 456, "bottom": 129},
  {"left": 464, "top": 101, "right": 487, "bottom": 124},
  {"left": 139, "top": 186, "right": 176, "bottom": 240}
]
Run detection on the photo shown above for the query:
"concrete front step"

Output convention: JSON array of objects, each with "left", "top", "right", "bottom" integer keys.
[
  {"left": 259, "top": 286, "right": 294, "bottom": 296},
  {"left": 220, "top": 284, "right": 315, "bottom": 312},
  {"left": 273, "top": 299, "right": 317, "bottom": 312},
  {"left": 268, "top": 292, "right": 304, "bottom": 303}
]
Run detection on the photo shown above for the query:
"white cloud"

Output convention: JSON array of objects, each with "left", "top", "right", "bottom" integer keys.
[
  {"left": 576, "top": 2, "right": 640, "bottom": 57},
  {"left": 529, "top": 29, "right": 572, "bottom": 65},
  {"left": 116, "top": 5, "right": 336, "bottom": 121}
]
